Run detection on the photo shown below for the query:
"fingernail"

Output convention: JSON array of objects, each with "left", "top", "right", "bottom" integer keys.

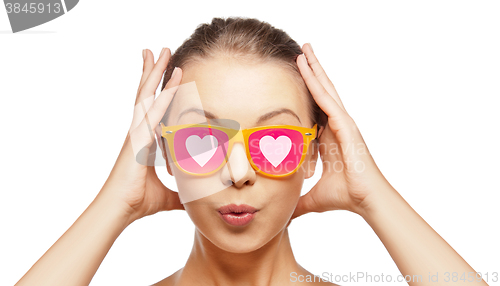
[
  {"left": 142, "top": 49, "right": 146, "bottom": 60},
  {"left": 160, "top": 47, "right": 166, "bottom": 57},
  {"left": 302, "top": 54, "right": 308, "bottom": 65},
  {"left": 172, "top": 67, "right": 179, "bottom": 78}
]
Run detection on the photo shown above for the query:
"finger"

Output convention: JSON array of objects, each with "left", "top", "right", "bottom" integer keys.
[
  {"left": 129, "top": 68, "right": 182, "bottom": 153},
  {"left": 297, "top": 53, "right": 354, "bottom": 136},
  {"left": 317, "top": 122, "right": 345, "bottom": 165},
  {"left": 291, "top": 187, "right": 318, "bottom": 220},
  {"left": 130, "top": 49, "right": 172, "bottom": 132},
  {"left": 162, "top": 67, "right": 181, "bottom": 92},
  {"left": 136, "top": 47, "right": 172, "bottom": 105},
  {"left": 146, "top": 68, "right": 182, "bottom": 126},
  {"left": 302, "top": 43, "right": 347, "bottom": 112},
  {"left": 136, "top": 49, "right": 155, "bottom": 98},
  {"left": 130, "top": 96, "right": 154, "bottom": 134},
  {"left": 165, "top": 190, "right": 185, "bottom": 211}
]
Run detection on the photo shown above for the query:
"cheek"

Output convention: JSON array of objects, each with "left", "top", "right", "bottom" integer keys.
[
  {"left": 172, "top": 167, "right": 231, "bottom": 204},
  {"left": 184, "top": 205, "right": 206, "bottom": 224},
  {"left": 265, "top": 178, "right": 303, "bottom": 220},
  {"left": 183, "top": 199, "right": 219, "bottom": 232},
  {"left": 179, "top": 177, "right": 305, "bottom": 253}
]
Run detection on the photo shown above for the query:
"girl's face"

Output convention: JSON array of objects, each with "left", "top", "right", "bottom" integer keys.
[{"left": 161, "top": 56, "right": 319, "bottom": 253}]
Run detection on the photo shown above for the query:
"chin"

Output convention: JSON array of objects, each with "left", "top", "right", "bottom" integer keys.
[
  {"left": 209, "top": 230, "right": 275, "bottom": 253},
  {"left": 188, "top": 201, "right": 294, "bottom": 253},
  {"left": 201, "top": 218, "right": 288, "bottom": 253}
]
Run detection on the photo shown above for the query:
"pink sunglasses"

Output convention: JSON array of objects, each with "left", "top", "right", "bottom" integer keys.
[{"left": 160, "top": 120, "right": 317, "bottom": 178}]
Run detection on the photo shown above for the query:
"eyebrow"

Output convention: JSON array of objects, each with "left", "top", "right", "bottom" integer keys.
[
  {"left": 177, "top": 107, "right": 302, "bottom": 125},
  {"left": 256, "top": 108, "right": 302, "bottom": 124},
  {"left": 177, "top": 108, "right": 219, "bottom": 124}
]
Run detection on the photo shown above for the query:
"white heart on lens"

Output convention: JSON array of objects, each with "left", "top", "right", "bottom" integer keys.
[
  {"left": 259, "top": 136, "right": 292, "bottom": 168},
  {"left": 185, "top": 135, "right": 218, "bottom": 167}
]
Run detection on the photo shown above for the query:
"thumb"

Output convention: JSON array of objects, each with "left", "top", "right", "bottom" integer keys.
[
  {"left": 146, "top": 169, "right": 185, "bottom": 212},
  {"left": 163, "top": 189, "right": 185, "bottom": 211},
  {"left": 291, "top": 186, "right": 319, "bottom": 220}
]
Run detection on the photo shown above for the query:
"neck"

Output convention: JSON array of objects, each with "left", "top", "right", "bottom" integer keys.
[{"left": 175, "top": 227, "right": 304, "bottom": 286}]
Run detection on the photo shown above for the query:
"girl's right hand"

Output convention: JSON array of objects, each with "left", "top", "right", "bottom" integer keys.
[{"left": 98, "top": 48, "right": 184, "bottom": 225}]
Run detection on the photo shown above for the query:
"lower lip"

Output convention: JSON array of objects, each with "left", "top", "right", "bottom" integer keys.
[{"left": 218, "top": 211, "right": 257, "bottom": 226}]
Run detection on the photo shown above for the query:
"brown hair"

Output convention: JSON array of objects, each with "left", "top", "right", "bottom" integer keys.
[{"left": 160, "top": 16, "right": 327, "bottom": 130}]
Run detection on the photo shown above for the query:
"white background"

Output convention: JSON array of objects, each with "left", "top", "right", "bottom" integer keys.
[{"left": 1, "top": 1, "right": 499, "bottom": 285}]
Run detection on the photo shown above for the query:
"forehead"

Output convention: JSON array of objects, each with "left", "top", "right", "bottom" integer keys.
[{"left": 168, "top": 56, "right": 310, "bottom": 128}]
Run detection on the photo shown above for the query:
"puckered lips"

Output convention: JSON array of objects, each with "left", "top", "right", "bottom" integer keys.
[{"left": 217, "top": 204, "right": 258, "bottom": 226}]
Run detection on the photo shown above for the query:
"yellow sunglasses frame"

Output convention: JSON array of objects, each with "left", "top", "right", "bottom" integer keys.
[{"left": 160, "top": 122, "right": 317, "bottom": 178}]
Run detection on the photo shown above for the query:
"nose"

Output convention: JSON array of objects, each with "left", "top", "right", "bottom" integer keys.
[{"left": 220, "top": 138, "right": 256, "bottom": 188}]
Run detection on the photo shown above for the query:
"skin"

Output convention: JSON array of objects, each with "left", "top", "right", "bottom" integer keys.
[
  {"left": 14, "top": 45, "right": 489, "bottom": 286},
  {"left": 154, "top": 55, "right": 329, "bottom": 285}
]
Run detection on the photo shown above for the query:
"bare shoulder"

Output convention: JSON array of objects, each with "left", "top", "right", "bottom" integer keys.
[
  {"left": 151, "top": 266, "right": 340, "bottom": 286},
  {"left": 150, "top": 268, "right": 182, "bottom": 286},
  {"left": 290, "top": 271, "right": 340, "bottom": 285},
  {"left": 293, "top": 264, "right": 341, "bottom": 285}
]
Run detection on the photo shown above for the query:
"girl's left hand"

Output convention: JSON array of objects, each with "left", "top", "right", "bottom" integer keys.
[{"left": 292, "top": 43, "right": 394, "bottom": 219}]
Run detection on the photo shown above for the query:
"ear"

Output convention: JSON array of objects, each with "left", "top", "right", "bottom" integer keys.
[
  {"left": 163, "top": 138, "right": 174, "bottom": 176},
  {"left": 156, "top": 127, "right": 174, "bottom": 176},
  {"left": 304, "top": 140, "right": 319, "bottom": 179},
  {"left": 317, "top": 125, "right": 325, "bottom": 140},
  {"left": 304, "top": 125, "right": 324, "bottom": 179}
]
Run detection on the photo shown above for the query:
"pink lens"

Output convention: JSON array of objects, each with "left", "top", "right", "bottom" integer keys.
[
  {"left": 174, "top": 127, "right": 229, "bottom": 174},
  {"left": 248, "top": 128, "right": 304, "bottom": 176}
]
